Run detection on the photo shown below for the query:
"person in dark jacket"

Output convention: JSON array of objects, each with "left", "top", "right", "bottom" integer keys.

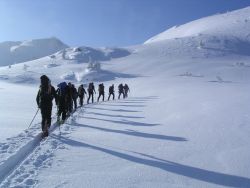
[
  {"left": 36, "top": 75, "right": 57, "bottom": 137},
  {"left": 56, "top": 82, "right": 68, "bottom": 123},
  {"left": 78, "top": 84, "right": 87, "bottom": 106},
  {"left": 87, "top": 82, "right": 96, "bottom": 104},
  {"left": 118, "top": 83, "right": 124, "bottom": 99},
  {"left": 124, "top": 84, "right": 130, "bottom": 98},
  {"left": 97, "top": 83, "right": 105, "bottom": 102},
  {"left": 108, "top": 84, "right": 115, "bottom": 100}
]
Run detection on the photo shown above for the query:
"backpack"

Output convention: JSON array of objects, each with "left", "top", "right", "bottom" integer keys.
[
  {"left": 89, "top": 83, "right": 94, "bottom": 91},
  {"left": 99, "top": 84, "right": 104, "bottom": 92},
  {"left": 57, "top": 82, "right": 67, "bottom": 97},
  {"left": 78, "top": 86, "right": 83, "bottom": 95},
  {"left": 109, "top": 86, "right": 114, "bottom": 93},
  {"left": 39, "top": 84, "right": 52, "bottom": 106}
]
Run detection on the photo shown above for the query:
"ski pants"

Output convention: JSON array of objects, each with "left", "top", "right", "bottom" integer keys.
[
  {"left": 97, "top": 92, "right": 104, "bottom": 102},
  {"left": 73, "top": 97, "right": 77, "bottom": 110},
  {"left": 118, "top": 91, "right": 125, "bottom": 99},
  {"left": 87, "top": 92, "right": 94, "bottom": 103},
  {"left": 57, "top": 103, "right": 66, "bottom": 121},
  {"left": 108, "top": 93, "right": 115, "bottom": 100},
  {"left": 40, "top": 105, "right": 52, "bottom": 131},
  {"left": 67, "top": 98, "right": 73, "bottom": 113},
  {"left": 79, "top": 95, "right": 84, "bottom": 106}
]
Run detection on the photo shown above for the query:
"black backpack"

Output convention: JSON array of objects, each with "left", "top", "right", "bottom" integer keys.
[
  {"left": 89, "top": 83, "right": 94, "bottom": 91},
  {"left": 39, "top": 85, "right": 52, "bottom": 105},
  {"left": 57, "top": 82, "right": 67, "bottom": 97},
  {"left": 109, "top": 86, "right": 114, "bottom": 93}
]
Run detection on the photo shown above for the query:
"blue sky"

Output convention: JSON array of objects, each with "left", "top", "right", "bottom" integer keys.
[{"left": 0, "top": 0, "right": 249, "bottom": 47}]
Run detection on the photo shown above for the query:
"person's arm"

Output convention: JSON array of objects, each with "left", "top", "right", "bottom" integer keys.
[{"left": 36, "top": 89, "right": 40, "bottom": 108}]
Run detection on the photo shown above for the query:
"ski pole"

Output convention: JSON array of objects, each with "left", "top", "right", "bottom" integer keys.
[{"left": 27, "top": 108, "right": 39, "bottom": 129}]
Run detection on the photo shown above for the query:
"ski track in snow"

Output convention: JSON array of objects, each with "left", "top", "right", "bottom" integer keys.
[
  {"left": 0, "top": 113, "right": 76, "bottom": 187},
  {"left": 0, "top": 100, "right": 123, "bottom": 187}
]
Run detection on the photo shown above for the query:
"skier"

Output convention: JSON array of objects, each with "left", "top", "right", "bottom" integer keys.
[
  {"left": 36, "top": 75, "right": 57, "bottom": 137},
  {"left": 118, "top": 83, "right": 124, "bottom": 99},
  {"left": 124, "top": 84, "right": 130, "bottom": 98},
  {"left": 87, "top": 82, "right": 96, "bottom": 104},
  {"left": 56, "top": 82, "right": 68, "bottom": 123},
  {"left": 108, "top": 84, "right": 115, "bottom": 100},
  {"left": 97, "top": 83, "right": 105, "bottom": 102},
  {"left": 72, "top": 84, "right": 78, "bottom": 110},
  {"left": 78, "top": 84, "right": 87, "bottom": 106}
]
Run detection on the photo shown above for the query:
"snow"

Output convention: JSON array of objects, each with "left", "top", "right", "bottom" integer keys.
[
  {"left": 0, "top": 6, "right": 250, "bottom": 188},
  {"left": 144, "top": 7, "right": 250, "bottom": 44},
  {"left": 0, "top": 37, "right": 68, "bottom": 67}
]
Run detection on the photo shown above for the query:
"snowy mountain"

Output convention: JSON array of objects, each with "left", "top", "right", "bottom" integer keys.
[
  {"left": 0, "top": 6, "right": 250, "bottom": 188},
  {"left": 144, "top": 7, "right": 250, "bottom": 57},
  {"left": 0, "top": 37, "right": 68, "bottom": 67},
  {"left": 145, "top": 7, "right": 250, "bottom": 44}
]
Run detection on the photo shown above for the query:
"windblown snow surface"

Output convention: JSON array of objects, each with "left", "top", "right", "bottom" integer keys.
[{"left": 0, "top": 6, "right": 250, "bottom": 188}]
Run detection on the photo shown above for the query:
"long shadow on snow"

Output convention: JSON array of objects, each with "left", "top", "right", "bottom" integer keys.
[
  {"left": 124, "top": 96, "right": 159, "bottom": 101},
  {"left": 83, "top": 116, "right": 159, "bottom": 127},
  {"left": 85, "top": 111, "right": 144, "bottom": 119},
  {"left": 85, "top": 106, "right": 141, "bottom": 113},
  {"left": 98, "top": 103, "right": 146, "bottom": 108},
  {"left": 115, "top": 101, "right": 146, "bottom": 104},
  {"left": 74, "top": 122, "right": 186, "bottom": 141},
  {"left": 111, "top": 96, "right": 159, "bottom": 104},
  {"left": 52, "top": 135, "right": 250, "bottom": 188}
]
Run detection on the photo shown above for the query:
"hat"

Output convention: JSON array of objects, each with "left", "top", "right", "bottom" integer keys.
[{"left": 40, "top": 75, "right": 49, "bottom": 81}]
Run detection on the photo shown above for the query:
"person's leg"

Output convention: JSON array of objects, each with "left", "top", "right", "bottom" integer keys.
[
  {"left": 43, "top": 109, "right": 50, "bottom": 136},
  {"left": 97, "top": 93, "right": 101, "bottom": 102},
  {"left": 57, "top": 105, "right": 61, "bottom": 121},
  {"left": 41, "top": 109, "right": 46, "bottom": 132},
  {"left": 91, "top": 93, "right": 94, "bottom": 103},
  {"left": 47, "top": 105, "right": 52, "bottom": 128},
  {"left": 87, "top": 92, "right": 91, "bottom": 104},
  {"left": 74, "top": 99, "right": 77, "bottom": 109},
  {"left": 62, "top": 104, "right": 66, "bottom": 121},
  {"left": 80, "top": 96, "right": 83, "bottom": 106}
]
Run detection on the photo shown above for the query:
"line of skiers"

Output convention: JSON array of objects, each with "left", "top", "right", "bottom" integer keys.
[{"left": 36, "top": 75, "right": 130, "bottom": 137}]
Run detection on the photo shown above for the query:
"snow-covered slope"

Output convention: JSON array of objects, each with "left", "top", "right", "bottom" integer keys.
[
  {"left": 53, "top": 46, "right": 131, "bottom": 62},
  {"left": 145, "top": 6, "right": 250, "bottom": 52},
  {"left": 0, "top": 45, "right": 132, "bottom": 84},
  {"left": 0, "top": 37, "right": 68, "bottom": 67},
  {"left": 0, "top": 6, "right": 250, "bottom": 188}
]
